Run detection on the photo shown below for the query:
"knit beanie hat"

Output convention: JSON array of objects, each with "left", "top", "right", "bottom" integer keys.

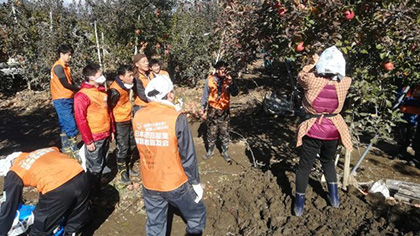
[{"left": 132, "top": 53, "right": 147, "bottom": 64}]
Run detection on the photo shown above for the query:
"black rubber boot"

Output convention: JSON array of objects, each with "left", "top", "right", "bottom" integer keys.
[
  {"left": 119, "top": 170, "right": 131, "bottom": 185},
  {"left": 203, "top": 145, "right": 215, "bottom": 160},
  {"left": 129, "top": 168, "right": 140, "bottom": 177},
  {"left": 117, "top": 159, "right": 131, "bottom": 185},
  {"left": 221, "top": 144, "right": 232, "bottom": 164},
  {"left": 60, "top": 133, "right": 72, "bottom": 155},
  {"left": 68, "top": 136, "right": 82, "bottom": 162}
]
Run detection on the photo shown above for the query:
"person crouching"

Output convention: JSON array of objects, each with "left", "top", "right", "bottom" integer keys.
[{"left": 0, "top": 147, "right": 89, "bottom": 235}]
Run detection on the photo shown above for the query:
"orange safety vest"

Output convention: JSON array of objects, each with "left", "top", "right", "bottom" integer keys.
[
  {"left": 150, "top": 70, "right": 170, "bottom": 78},
  {"left": 207, "top": 75, "right": 230, "bottom": 110},
  {"left": 110, "top": 81, "right": 132, "bottom": 122},
  {"left": 134, "top": 72, "right": 151, "bottom": 107},
  {"left": 133, "top": 102, "right": 188, "bottom": 191},
  {"left": 401, "top": 85, "right": 420, "bottom": 115},
  {"left": 50, "top": 60, "right": 74, "bottom": 100},
  {"left": 78, "top": 87, "right": 111, "bottom": 134},
  {"left": 9, "top": 147, "right": 83, "bottom": 194}
]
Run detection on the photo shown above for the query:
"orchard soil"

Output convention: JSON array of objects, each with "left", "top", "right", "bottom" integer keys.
[{"left": 1, "top": 63, "right": 420, "bottom": 235}]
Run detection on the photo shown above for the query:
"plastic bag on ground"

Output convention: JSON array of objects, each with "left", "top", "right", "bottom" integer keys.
[{"left": 369, "top": 180, "right": 390, "bottom": 198}]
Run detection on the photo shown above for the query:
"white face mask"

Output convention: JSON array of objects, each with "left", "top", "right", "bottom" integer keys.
[
  {"left": 124, "top": 83, "right": 133, "bottom": 89},
  {"left": 94, "top": 75, "right": 106, "bottom": 84}
]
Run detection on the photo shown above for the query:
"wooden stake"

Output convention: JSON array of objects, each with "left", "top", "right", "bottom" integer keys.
[{"left": 342, "top": 150, "right": 351, "bottom": 190}]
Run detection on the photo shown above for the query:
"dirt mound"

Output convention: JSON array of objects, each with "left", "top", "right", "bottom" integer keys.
[{"left": 206, "top": 168, "right": 420, "bottom": 235}]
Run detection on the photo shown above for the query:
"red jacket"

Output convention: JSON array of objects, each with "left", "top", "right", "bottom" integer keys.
[{"left": 74, "top": 82, "right": 115, "bottom": 144}]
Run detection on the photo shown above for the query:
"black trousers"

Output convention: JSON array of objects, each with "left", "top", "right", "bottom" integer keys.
[
  {"left": 296, "top": 136, "right": 338, "bottom": 193},
  {"left": 115, "top": 121, "right": 137, "bottom": 172},
  {"left": 84, "top": 138, "right": 110, "bottom": 175},
  {"left": 30, "top": 172, "right": 90, "bottom": 235},
  {"left": 414, "top": 121, "right": 420, "bottom": 159}
]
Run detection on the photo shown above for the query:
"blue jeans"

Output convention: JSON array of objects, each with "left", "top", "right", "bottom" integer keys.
[
  {"left": 53, "top": 99, "right": 78, "bottom": 137},
  {"left": 143, "top": 182, "right": 206, "bottom": 236}
]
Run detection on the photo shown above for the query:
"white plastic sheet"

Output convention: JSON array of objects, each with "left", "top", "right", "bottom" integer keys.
[
  {"left": 0, "top": 152, "right": 22, "bottom": 176},
  {"left": 78, "top": 144, "right": 87, "bottom": 172}
]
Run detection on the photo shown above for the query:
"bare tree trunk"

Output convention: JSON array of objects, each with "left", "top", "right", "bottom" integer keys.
[
  {"left": 135, "top": 36, "right": 138, "bottom": 55},
  {"left": 94, "top": 21, "right": 102, "bottom": 69},
  {"left": 101, "top": 31, "right": 106, "bottom": 72},
  {"left": 49, "top": 10, "right": 53, "bottom": 32},
  {"left": 11, "top": 3, "right": 18, "bottom": 24}
]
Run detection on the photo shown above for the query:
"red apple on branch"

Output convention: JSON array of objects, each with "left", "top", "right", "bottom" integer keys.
[
  {"left": 295, "top": 42, "right": 304, "bottom": 52},
  {"left": 344, "top": 10, "right": 355, "bottom": 21},
  {"left": 277, "top": 8, "right": 287, "bottom": 16},
  {"left": 135, "top": 29, "right": 141, "bottom": 35},
  {"left": 384, "top": 62, "right": 394, "bottom": 71}
]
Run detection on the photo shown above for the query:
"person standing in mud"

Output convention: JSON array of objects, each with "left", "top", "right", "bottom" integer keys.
[
  {"left": 133, "top": 76, "right": 206, "bottom": 236},
  {"left": 294, "top": 46, "right": 353, "bottom": 216},
  {"left": 50, "top": 44, "right": 80, "bottom": 159},
  {"left": 74, "top": 63, "right": 114, "bottom": 197},
  {"left": 200, "top": 61, "right": 239, "bottom": 163},
  {"left": 132, "top": 53, "right": 151, "bottom": 115},
  {"left": 399, "top": 85, "right": 420, "bottom": 165},
  {"left": 149, "top": 58, "right": 170, "bottom": 78},
  {"left": 108, "top": 65, "right": 139, "bottom": 185}
]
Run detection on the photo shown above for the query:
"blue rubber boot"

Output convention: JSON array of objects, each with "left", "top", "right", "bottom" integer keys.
[
  {"left": 327, "top": 182, "right": 340, "bottom": 208},
  {"left": 294, "top": 192, "right": 305, "bottom": 216}
]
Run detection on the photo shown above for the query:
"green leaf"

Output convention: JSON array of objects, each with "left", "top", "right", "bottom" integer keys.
[{"left": 380, "top": 52, "right": 387, "bottom": 59}]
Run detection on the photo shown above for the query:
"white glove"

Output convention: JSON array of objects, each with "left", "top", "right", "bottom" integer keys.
[
  {"left": 174, "top": 98, "right": 183, "bottom": 112},
  {"left": 192, "top": 184, "right": 203, "bottom": 203}
]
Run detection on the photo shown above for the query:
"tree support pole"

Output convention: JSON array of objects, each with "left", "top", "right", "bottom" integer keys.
[{"left": 343, "top": 150, "right": 351, "bottom": 190}]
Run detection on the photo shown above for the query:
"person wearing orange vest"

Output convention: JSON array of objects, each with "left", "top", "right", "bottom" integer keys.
[
  {"left": 74, "top": 63, "right": 114, "bottom": 196},
  {"left": 149, "top": 58, "right": 170, "bottom": 78},
  {"left": 108, "top": 65, "right": 139, "bottom": 184},
  {"left": 132, "top": 53, "right": 151, "bottom": 115},
  {"left": 50, "top": 45, "right": 80, "bottom": 159},
  {"left": 399, "top": 85, "right": 420, "bottom": 164},
  {"left": 0, "top": 147, "right": 89, "bottom": 236},
  {"left": 200, "top": 61, "right": 239, "bottom": 163},
  {"left": 133, "top": 75, "right": 206, "bottom": 236}
]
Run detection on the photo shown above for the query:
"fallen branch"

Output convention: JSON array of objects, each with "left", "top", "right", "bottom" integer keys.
[
  {"left": 245, "top": 226, "right": 257, "bottom": 236},
  {"left": 201, "top": 170, "right": 237, "bottom": 175},
  {"left": 230, "top": 130, "right": 257, "bottom": 168}
]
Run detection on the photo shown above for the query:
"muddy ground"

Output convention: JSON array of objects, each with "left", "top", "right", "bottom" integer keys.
[{"left": 1, "top": 65, "right": 420, "bottom": 235}]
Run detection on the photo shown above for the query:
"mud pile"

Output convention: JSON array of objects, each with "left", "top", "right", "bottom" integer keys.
[{"left": 205, "top": 168, "right": 420, "bottom": 235}]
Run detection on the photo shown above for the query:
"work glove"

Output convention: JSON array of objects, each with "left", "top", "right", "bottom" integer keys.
[{"left": 192, "top": 184, "right": 204, "bottom": 203}]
